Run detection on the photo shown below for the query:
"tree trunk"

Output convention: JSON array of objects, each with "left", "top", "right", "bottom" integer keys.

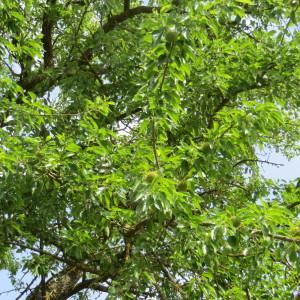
[{"left": 26, "top": 267, "right": 82, "bottom": 300}]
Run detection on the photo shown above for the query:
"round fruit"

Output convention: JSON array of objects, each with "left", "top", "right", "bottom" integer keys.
[
  {"left": 144, "top": 171, "right": 157, "bottom": 183},
  {"left": 165, "top": 30, "right": 178, "bottom": 42},
  {"left": 176, "top": 181, "right": 188, "bottom": 192},
  {"left": 227, "top": 235, "right": 238, "bottom": 247},
  {"left": 199, "top": 142, "right": 211, "bottom": 153},
  {"left": 231, "top": 216, "right": 241, "bottom": 228}
]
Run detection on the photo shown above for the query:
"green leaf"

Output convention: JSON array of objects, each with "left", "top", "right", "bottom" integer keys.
[
  {"left": 1, "top": 1, "right": 300, "bottom": 299},
  {"left": 236, "top": 0, "right": 254, "bottom": 4},
  {"left": 65, "top": 143, "right": 81, "bottom": 153},
  {"left": 160, "top": 4, "right": 172, "bottom": 13},
  {"left": 10, "top": 11, "right": 25, "bottom": 22}
]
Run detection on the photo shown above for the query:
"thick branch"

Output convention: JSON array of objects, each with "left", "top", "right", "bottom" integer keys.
[
  {"left": 124, "top": 0, "right": 130, "bottom": 12},
  {"left": 26, "top": 267, "right": 82, "bottom": 300},
  {"left": 103, "top": 6, "right": 160, "bottom": 33},
  {"left": 71, "top": 279, "right": 109, "bottom": 294},
  {"left": 42, "top": 0, "right": 56, "bottom": 68}
]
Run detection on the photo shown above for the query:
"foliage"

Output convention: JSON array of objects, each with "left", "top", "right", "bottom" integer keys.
[{"left": 0, "top": 0, "right": 300, "bottom": 299}]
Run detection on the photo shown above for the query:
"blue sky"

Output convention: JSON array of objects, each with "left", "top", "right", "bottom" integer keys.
[{"left": 260, "top": 151, "right": 300, "bottom": 181}]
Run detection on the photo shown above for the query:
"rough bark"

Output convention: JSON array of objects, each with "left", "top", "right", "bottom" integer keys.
[
  {"left": 42, "top": 0, "right": 56, "bottom": 69},
  {"left": 26, "top": 267, "right": 82, "bottom": 300}
]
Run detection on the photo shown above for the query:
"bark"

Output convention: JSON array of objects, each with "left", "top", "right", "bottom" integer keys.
[
  {"left": 42, "top": 0, "right": 56, "bottom": 69},
  {"left": 26, "top": 267, "right": 82, "bottom": 300}
]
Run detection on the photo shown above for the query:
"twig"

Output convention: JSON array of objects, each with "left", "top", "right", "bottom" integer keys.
[
  {"left": 279, "top": 3, "right": 300, "bottom": 46},
  {"left": 71, "top": 5, "right": 90, "bottom": 55},
  {"left": 229, "top": 181, "right": 248, "bottom": 192},
  {"left": 242, "top": 30, "right": 260, "bottom": 43},
  {"left": 199, "top": 222, "right": 215, "bottom": 227},
  {"left": 16, "top": 276, "right": 38, "bottom": 300},
  {"left": 227, "top": 252, "right": 247, "bottom": 257},
  {"left": 4, "top": 61, "right": 20, "bottom": 76},
  {"left": 153, "top": 274, "right": 167, "bottom": 300},
  {"left": 197, "top": 188, "right": 218, "bottom": 196},
  {"left": 233, "top": 159, "right": 284, "bottom": 168},
  {"left": 270, "top": 253, "right": 292, "bottom": 270},
  {"left": 8, "top": 240, "right": 103, "bottom": 275},
  {"left": 252, "top": 230, "right": 300, "bottom": 244},
  {"left": 0, "top": 288, "right": 23, "bottom": 296},
  {"left": 151, "top": 115, "right": 160, "bottom": 169},
  {"left": 160, "top": 264, "right": 185, "bottom": 296}
]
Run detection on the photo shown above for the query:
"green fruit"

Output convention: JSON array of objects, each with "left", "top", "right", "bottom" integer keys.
[
  {"left": 176, "top": 181, "right": 188, "bottom": 192},
  {"left": 227, "top": 235, "right": 238, "bottom": 247},
  {"left": 165, "top": 30, "right": 178, "bottom": 42},
  {"left": 144, "top": 171, "right": 157, "bottom": 183},
  {"left": 231, "top": 216, "right": 241, "bottom": 228},
  {"left": 199, "top": 142, "right": 211, "bottom": 153}
]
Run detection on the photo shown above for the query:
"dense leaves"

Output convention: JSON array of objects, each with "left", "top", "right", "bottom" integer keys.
[{"left": 0, "top": 0, "right": 300, "bottom": 299}]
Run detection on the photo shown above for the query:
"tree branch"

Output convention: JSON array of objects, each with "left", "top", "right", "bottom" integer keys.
[
  {"left": 252, "top": 230, "right": 300, "bottom": 244},
  {"left": 124, "top": 0, "right": 130, "bottom": 12},
  {"left": 42, "top": 0, "right": 56, "bottom": 68},
  {"left": 233, "top": 159, "right": 284, "bottom": 168},
  {"left": 160, "top": 264, "right": 185, "bottom": 296},
  {"left": 103, "top": 6, "right": 160, "bottom": 33},
  {"left": 71, "top": 279, "right": 109, "bottom": 294},
  {"left": 26, "top": 267, "right": 82, "bottom": 300},
  {"left": 9, "top": 240, "right": 105, "bottom": 275},
  {"left": 16, "top": 276, "right": 38, "bottom": 300}
]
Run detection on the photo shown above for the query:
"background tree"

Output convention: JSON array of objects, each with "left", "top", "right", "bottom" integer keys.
[{"left": 0, "top": 0, "right": 300, "bottom": 299}]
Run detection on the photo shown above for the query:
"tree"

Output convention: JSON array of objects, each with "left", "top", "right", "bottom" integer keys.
[{"left": 0, "top": 0, "right": 300, "bottom": 299}]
